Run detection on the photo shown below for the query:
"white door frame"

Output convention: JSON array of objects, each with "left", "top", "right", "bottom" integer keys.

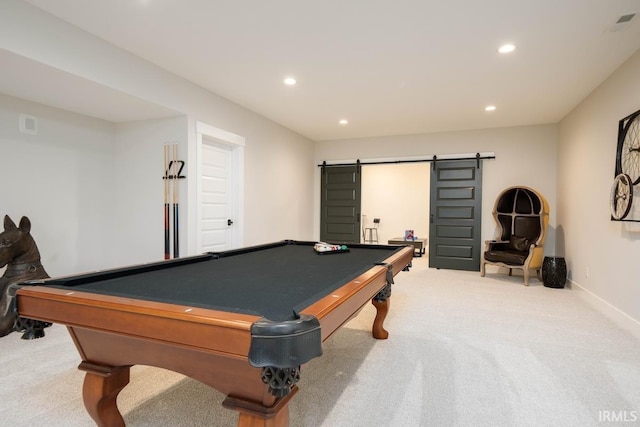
[{"left": 190, "top": 121, "right": 245, "bottom": 254}]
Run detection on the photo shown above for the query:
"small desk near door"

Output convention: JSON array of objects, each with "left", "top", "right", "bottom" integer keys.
[{"left": 387, "top": 238, "right": 427, "bottom": 257}]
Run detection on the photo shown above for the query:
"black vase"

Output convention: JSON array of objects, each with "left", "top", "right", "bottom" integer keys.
[{"left": 542, "top": 257, "right": 567, "bottom": 288}]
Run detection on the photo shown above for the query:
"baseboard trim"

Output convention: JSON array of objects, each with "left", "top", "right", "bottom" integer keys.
[{"left": 569, "top": 280, "right": 640, "bottom": 340}]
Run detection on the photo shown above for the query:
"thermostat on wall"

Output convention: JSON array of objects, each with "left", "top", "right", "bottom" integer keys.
[{"left": 19, "top": 114, "right": 38, "bottom": 135}]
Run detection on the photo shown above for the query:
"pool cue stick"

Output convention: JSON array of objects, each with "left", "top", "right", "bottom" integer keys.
[
  {"left": 172, "top": 143, "right": 180, "bottom": 258},
  {"left": 164, "top": 145, "right": 171, "bottom": 260}
]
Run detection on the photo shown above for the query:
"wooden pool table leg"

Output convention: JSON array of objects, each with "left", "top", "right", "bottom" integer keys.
[
  {"left": 371, "top": 298, "right": 389, "bottom": 339},
  {"left": 371, "top": 278, "right": 392, "bottom": 340},
  {"left": 223, "top": 386, "right": 298, "bottom": 427},
  {"left": 78, "top": 362, "right": 130, "bottom": 427}
]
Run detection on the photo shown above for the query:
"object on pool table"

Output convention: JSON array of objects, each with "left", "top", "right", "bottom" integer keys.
[{"left": 313, "top": 242, "right": 349, "bottom": 254}]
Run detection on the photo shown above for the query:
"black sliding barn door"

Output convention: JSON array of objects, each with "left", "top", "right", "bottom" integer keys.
[
  {"left": 320, "top": 165, "right": 361, "bottom": 243},
  {"left": 429, "top": 160, "right": 482, "bottom": 271}
]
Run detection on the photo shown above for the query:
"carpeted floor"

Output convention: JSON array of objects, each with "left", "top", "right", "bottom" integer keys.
[{"left": 2, "top": 256, "right": 639, "bottom": 426}]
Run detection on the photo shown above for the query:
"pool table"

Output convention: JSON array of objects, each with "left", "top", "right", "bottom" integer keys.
[{"left": 12, "top": 240, "right": 413, "bottom": 427}]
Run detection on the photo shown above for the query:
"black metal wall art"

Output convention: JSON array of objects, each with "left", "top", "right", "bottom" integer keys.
[{"left": 611, "top": 109, "right": 640, "bottom": 221}]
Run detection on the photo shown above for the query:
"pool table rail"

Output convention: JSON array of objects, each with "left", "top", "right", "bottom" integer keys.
[
  {"left": 302, "top": 244, "right": 412, "bottom": 341},
  {"left": 16, "top": 285, "right": 261, "bottom": 356}
]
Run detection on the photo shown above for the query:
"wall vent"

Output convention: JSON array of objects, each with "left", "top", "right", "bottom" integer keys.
[{"left": 19, "top": 114, "right": 38, "bottom": 135}]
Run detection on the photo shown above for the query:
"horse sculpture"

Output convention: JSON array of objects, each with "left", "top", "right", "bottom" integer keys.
[{"left": 0, "top": 215, "right": 50, "bottom": 339}]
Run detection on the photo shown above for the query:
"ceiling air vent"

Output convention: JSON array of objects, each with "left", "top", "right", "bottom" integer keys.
[{"left": 609, "top": 12, "right": 636, "bottom": 32}]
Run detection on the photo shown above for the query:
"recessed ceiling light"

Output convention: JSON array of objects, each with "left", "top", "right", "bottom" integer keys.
[
  {"left": 498, "top": 44, "right": 516, "bottom": 54},
  {"left": 339, "top": 119, "right": 349, "bottom": 125},
  {"left": 284, "top": 77, "right": 297, "bottom": 86},
  {"left": 485, "top": 105, "right": 496, "bottom": 112}
]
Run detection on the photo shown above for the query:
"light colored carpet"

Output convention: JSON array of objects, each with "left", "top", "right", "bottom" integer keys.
[{"left": 1, "top": 256, "right": 639, "bottom": 426}]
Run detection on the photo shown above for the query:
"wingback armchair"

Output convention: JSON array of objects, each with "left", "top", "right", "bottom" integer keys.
[{"left": 480, "top": 186, "right": 549, "bottom": 286}]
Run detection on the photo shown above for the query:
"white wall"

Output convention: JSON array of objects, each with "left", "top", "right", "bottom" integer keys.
[
  {"left": 0, "top": 1, "right": 315, "bottom": 274},
  {"left": 0, "top": 95, "right": 195, "bottom": 273},
  {"left": 241, "top": 123, "right": 316, "bottom": 245},
  {"left": 558, "top": 48, "right": 640, "bottom": 333},
  {"left": 0, "top": 94, "right": 116, "bottom": 275},
  {"left": 113, "top": 117, "right": 188, "bottom": 266},
  {"left": 314, "top": 125, "right": 559, "bottom": 256},
  {"left": 361, "top": 163, "right": 430, "bottom": 245}
]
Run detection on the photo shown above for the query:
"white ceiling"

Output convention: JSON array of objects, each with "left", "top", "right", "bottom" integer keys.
[{"left": 20, "top": 0, "right": 640, "bottom": 141}]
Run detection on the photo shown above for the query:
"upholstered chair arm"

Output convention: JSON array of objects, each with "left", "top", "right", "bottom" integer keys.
[{"left": 527, "top": 244, "right": 545, "bottom": 270}]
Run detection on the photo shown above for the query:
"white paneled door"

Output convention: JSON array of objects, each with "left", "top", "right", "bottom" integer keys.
[
  {"left": 193, "top": 121, "right": 244, "bottom": 255},
  {"left": 200, "top": 139, "right": 232, "bottom": 252}
]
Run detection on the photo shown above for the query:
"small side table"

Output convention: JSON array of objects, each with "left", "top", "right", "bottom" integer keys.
[
  {"left": 387, "top": 238, "right": 427, "bottom": 257},
  {"left": 542, "top": 256, "right": 567, "bottom": 288}
]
